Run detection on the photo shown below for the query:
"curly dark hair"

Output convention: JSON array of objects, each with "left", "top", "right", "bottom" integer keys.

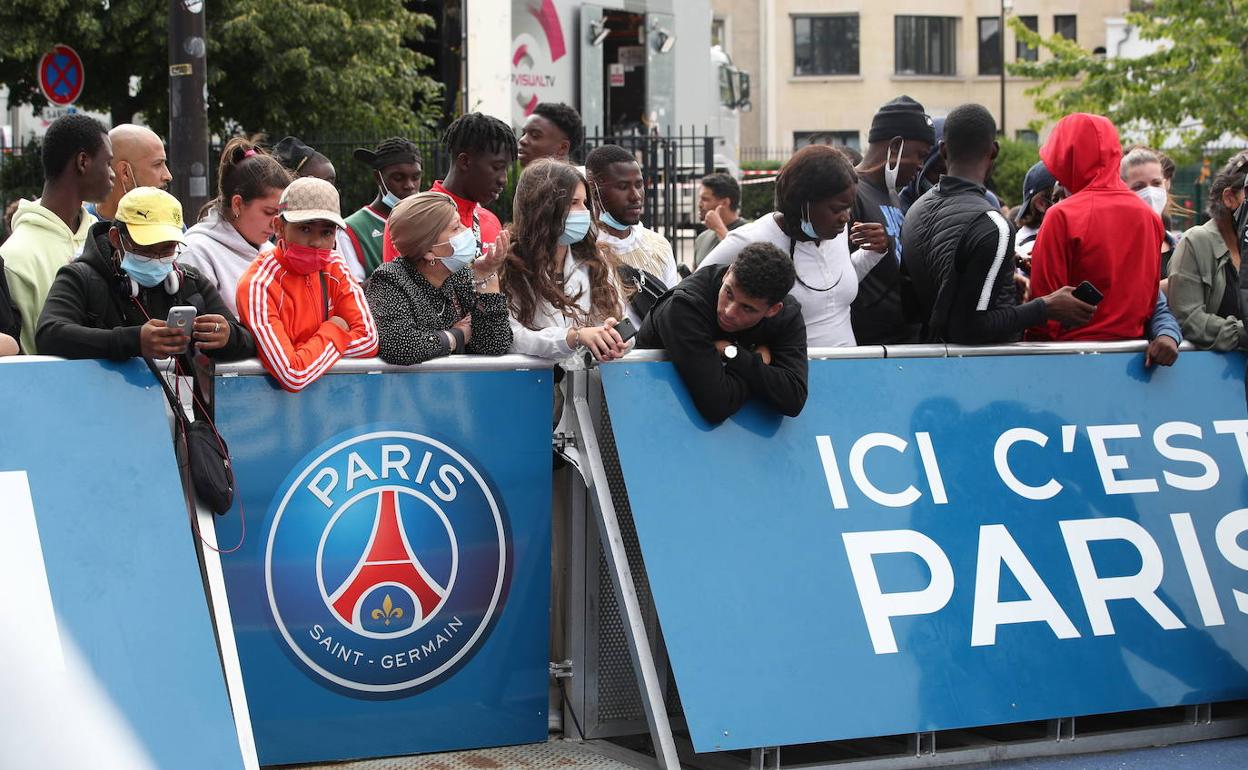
[
  {"left": 532, "top": 102, "right": 585, "bottom": 152},
  {"left": 731, "top": 242, "right": 796, "bottom": 305},
  {"left": 774, "top": 145, "right": 857, "bottom": 228},
  {"left": 443, "top": 112, "right": 518, "bottom": 160},
  {"left": 501, "top": 159, "right": 623, "bottom": 330}
]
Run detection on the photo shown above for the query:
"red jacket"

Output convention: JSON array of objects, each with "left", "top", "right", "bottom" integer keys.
[
  {"left": 381, "top": 180, "right": 501, "bottom": 263},
  {"left": 1027, "top": 113, "right": 1163, "bottom": 341},
  {"left": 237, "top": 245, "right": 378, "bottom": 392}
]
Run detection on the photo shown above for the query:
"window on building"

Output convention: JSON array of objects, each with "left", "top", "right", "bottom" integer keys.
[
  {"left": 1016, "top": 129, "right": 1039, "bottom": 144},
  {"left": 1054, "top": 14, "right": 1077, "bottom": 41},
  {"left": 978, "top": 17, "right": 1002, "bottom": 75},
  {"left": 794, "top": 131, "right": 861, "bottom": 152},
  {"left": 712, "top": 17, "right": 727, "bottom": 50},
  {"left": 793, "top": 15, "right": 860, "bottom": 76},
  {"left": 1016, "top": 15, "right": 1039, "bottom": 62},
  {"left": 895, "top": 16, "right": 957, "bottom": 76}
]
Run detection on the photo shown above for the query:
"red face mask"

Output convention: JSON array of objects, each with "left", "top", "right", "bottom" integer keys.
[{"left": 281, "top": 241, "right": 332, "bottom": 275}]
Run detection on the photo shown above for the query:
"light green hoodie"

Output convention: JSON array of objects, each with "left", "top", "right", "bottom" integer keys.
[{"left": 0, "top": 199, "right": 96, "bottom": 353}]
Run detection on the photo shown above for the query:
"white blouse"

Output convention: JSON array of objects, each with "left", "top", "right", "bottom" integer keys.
[{"left": 508, "top": 247, "right": 627, "bottom": 359}]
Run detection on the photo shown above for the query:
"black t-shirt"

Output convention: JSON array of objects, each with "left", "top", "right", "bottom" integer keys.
[{"left": 849, "top": 176, "right": 919, "bottom": 344}]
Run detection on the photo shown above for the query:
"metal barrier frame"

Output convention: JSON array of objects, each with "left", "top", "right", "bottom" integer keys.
[{"left": 562, "top": 342, "right": 1248, "bottom": 770}]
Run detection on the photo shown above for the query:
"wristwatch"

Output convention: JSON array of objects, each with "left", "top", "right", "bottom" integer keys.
[{"left": 722, "top": 344, "right": 738, "bottom": 361}]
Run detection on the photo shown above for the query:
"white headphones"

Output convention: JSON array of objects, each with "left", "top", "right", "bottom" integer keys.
[{"left": 127, "top": 267, "right": 182, "bottom": 298}]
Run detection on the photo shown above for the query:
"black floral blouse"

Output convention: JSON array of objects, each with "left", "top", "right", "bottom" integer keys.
[{"left": 365, "top": 258, "right": 512, "bottom": 365}]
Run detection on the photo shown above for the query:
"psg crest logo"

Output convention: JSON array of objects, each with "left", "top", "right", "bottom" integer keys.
[{"left": 265, "top": 430, "right": 510, "bottom": 693}]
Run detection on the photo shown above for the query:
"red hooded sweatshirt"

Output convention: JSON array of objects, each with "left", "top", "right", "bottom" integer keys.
[{"left": 1027, "top": 113, "right": 1163, "bottom": 341}]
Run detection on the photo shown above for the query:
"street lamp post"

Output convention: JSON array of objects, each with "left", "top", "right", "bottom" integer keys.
[
  {"left": 1000, "top": 0, "right": 1014, "bottom": 137},
  {"left": 168, "top": 0, "right": 210, "bottom": 217}
]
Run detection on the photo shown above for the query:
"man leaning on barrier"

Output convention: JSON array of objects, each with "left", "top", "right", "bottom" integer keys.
[
  {"left": 636, "top": 242, "right": 807, "bottom": 423},
  {"left": 35, "top": 187, "right": 254, "bottom": 361}
]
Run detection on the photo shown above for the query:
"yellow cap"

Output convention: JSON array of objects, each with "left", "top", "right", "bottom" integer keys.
[{"left": 114, "top": 187, "right": 186, "bottom": 246}]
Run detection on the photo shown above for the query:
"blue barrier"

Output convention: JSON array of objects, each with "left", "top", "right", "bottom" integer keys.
[
  {"left": 601, "top": 349, "right": 1248, "bottom": 753},
  {"left": 211, "top": 356, "right": 554, "bottom": 765},
  {"left": 0, "top": 359, "right": 245, "bottom": 769}
]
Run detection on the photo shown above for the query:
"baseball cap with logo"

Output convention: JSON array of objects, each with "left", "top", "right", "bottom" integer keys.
[
  {"left": 279, "top": 177, "right": 346, "bottom": 229},
  {"left": 114, "top": 187, "right": 186, "bottom": 245}
]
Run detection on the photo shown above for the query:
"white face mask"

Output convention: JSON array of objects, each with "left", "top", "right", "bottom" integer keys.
[
  {"left": 884, "top": 139, "right": 904, "bottom": 197},
  {"left": 1136, "top": 185, "right": 1167, "bottom": 216}
]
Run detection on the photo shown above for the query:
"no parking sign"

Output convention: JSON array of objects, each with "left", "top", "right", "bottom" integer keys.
[{"left": 38, "top": 45, "right": 84, "bottom": 106}]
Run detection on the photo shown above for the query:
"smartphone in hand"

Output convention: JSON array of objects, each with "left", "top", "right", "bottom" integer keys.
[
  {"left": 1072, "top": 281, "right": 1104, "bottom": 306},
  {"left": 166, "top": 305, "right": 197, "bottom": 335},
  {"left": 613, "top": 317, "right": 638, "bottom": 342}
]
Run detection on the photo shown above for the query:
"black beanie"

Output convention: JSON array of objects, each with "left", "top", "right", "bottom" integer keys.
[{"left": 868, "top": 95, "right": 936, "bottom": 144}]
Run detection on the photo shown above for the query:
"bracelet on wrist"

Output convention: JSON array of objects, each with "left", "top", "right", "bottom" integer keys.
[{"left": 473, "top": 272, "right": 496, "bottom": 288}]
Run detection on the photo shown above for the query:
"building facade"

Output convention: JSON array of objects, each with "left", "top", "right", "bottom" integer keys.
[{"left": 712, "top": 0, "right": 1130, "bottom": 155}]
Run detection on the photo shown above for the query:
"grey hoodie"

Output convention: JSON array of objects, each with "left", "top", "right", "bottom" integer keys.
[{"left": 178, "top": 208, "right": 273, "bottom": 315}]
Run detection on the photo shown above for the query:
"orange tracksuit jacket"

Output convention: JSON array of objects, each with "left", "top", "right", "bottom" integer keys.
[{"left": 237, "top": 245, "right": 378, "bottom": 392}]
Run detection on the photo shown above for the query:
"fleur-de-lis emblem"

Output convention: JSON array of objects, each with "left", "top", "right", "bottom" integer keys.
[{"left": 370, "top": 593, "right": 404, "bottom": 626}]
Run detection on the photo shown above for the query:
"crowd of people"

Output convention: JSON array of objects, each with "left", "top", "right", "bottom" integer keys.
[{"left": 1, "top": 97, "right": 1245, "bottom": 424}]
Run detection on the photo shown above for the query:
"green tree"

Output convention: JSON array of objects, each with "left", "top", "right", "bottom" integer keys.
[
  {"left": 0, "top": 0, "right": 441, "bottom": 135},
  {"left": 988, "top": 138, "right": 1040, "bottom": 208},
  {"left": 1009, "top": 1, "right": 1248, "bottom": 148},
  {"left": 209, "top": 0, "right": 441, "bottom": 135}
]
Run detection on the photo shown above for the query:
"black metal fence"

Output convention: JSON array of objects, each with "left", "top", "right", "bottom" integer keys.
[{"left": 206, "top": 126, "right": 717, "bottom": 267}]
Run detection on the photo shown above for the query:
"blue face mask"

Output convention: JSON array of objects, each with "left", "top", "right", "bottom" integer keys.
[
  {"left": 121, "top": 251, "right": 175, "bottom": 288},
  {"left": 560, "top": 209, "right": 592, "bottom": 245},
  {"left": 380, "top": 187, "right": 400, "bottom": 209},
  {"left": 438, "top": 228, "right": 478, "bottom": 273},
  {"left": 598, "top": 208, "right": 630, "bottom": 232},
  {"left": 800, "top": 202, "right": 819, "bottom": 240}
]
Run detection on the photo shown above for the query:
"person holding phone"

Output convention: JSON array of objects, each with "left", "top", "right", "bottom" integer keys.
[
  {"left": 366, "top": 191, "right": 512, "bottom": 365},
  {"left": 36, "top": 187, "right": 254, "bottom": 361},
  {"left": 500, "top": 159, "right": 628, "bottom": 362},
  {"left": 902, "top": 104, "right": 1095, "bottom": 344},
  {"left": 636, "top": 243, "right": 807, "bottom": 424}
]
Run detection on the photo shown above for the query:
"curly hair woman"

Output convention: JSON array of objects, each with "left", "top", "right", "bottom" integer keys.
[{"left": 501, "top": 159, "right": 627, "bottom": 361}]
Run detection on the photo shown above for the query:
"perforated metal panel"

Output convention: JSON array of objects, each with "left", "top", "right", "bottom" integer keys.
[{"left": 577, "top": 388, "right": 682, "bottom": 738}]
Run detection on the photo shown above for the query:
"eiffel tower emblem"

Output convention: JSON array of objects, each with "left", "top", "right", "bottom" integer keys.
[{"left": 328, "top": 489, "right": 447, "bottom": 629}]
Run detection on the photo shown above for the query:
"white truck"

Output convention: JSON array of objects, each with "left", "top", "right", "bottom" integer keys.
[{"left": 471, "top": 0, "right": 749, "bottom": 175}]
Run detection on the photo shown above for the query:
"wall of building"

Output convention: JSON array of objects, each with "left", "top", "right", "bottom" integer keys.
[{"left": 714, "top": 0, "right": 1129, "bottom": 154}]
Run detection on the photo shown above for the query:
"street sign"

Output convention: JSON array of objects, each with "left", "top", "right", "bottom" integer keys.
[{"left": 38, "top": 45, "right": 84, "bottom": 106}]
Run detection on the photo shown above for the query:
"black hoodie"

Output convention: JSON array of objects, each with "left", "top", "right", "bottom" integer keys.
[
  {"left": 636, "top": 264, "right": 808, "bottom": 423},
  {"left": 35, "top": 220, "right": 255, "bottom": 361}
]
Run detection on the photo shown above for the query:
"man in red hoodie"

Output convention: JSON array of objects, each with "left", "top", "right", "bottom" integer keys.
[{"left": 1028, "top": 113, "right": 1177, "bottom": 368}]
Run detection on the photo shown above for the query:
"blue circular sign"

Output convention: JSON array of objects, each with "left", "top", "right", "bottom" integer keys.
[{"left": 265, "top": 430, "right": 509, "bottom": 693}]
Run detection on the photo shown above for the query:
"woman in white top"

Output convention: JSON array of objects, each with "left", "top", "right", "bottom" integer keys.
[
  {"left": 699, "top": 145, "right": 887, "bottom": 347},
  {"left": 179, "top": 137, "right": 290, "bottom": 315},
  {"left": 501, "top": 159, "right": 628, "bottom": 361}
]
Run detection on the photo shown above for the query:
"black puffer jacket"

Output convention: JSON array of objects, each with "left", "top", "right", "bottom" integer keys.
[
  {"left": 35, "top": 220, "right": 255, "bottom": 361},
  {"left": 901, "top": 176, "right": 1027, "bottom": 343}
]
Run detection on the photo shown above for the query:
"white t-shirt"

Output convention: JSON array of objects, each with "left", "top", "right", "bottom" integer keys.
[
  {"left": 697, "top": 213, "right": 885, "bottom": 347},
  {"left": 1016, "top": 224, "right": 1040, "bottom": 259}
]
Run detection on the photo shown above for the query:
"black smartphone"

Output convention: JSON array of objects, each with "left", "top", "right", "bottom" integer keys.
[
  {"left": 614, "top": 317, "right": 638, "bottom": 342},
  {"left": 1072, "top": 280, "right": 1104, "bottom": 306}
]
